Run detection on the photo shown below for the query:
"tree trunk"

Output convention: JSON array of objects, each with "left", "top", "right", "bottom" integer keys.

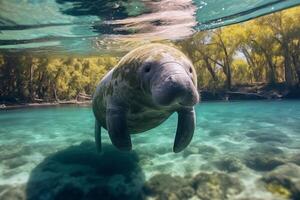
[
  {"left": 291, "top": 52, "right": 300, "bottom": 85},
  {"left": 204, "top": 57, "right": 218, "bottom": 82},
  {"left": 37, "top": 72, "right": 46, "bottom": 99},
  {"left": 241, "top": 47, "right": 255, "bottom": 83},
  {"left": 283, "top": 43, "right": 294, "bottom": 86},
  {"left": 265, "top": 53, "right": 276, "bottom": 85},
  {"left": 29, "top": 63, "right": 34, "bottom": 101},
  {"left": 225, "top": 62, "right": 232, "bottom": 90},
  {"left": 52, "top": 84, "right": 59, "bottom": 102},
  {"left": 219, "top": 35, "right": 232, "bottom": 90}
]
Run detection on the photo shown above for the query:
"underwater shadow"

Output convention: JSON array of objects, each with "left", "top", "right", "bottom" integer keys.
[{"left": 26, "top": 141, "right": 145, "bottom": 200}]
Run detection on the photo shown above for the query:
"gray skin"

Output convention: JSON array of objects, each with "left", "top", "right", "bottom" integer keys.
[{"left": 92, "top": 43, "right": 199, "bottom": 153}]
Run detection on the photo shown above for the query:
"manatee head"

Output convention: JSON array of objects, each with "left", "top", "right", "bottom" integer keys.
[{"left": 135, "top": 44, "right": 199, "bottom": 107}]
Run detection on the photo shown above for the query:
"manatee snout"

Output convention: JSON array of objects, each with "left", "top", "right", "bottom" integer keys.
[{"left": 151, "top": 65, "right": 199, "bottom": 107}]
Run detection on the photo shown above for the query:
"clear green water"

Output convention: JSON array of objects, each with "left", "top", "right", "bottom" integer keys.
[{"left": 0, "top": 100, "right": 300, "bottom": 199}]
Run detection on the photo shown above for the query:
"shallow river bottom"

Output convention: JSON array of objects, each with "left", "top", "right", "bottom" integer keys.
[{"left": 0, "top": 100, "right": 300, "bottom": 200}]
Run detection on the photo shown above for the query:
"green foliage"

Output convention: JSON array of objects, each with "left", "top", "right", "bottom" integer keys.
[
  {"left": 0, "top": 55, "right": 118, "bottom": 102},
  {"left": 232, "top": 59, "right": 253, "bottom": 84},
  {"left": 177, "top": 6, "right": 300, "bottom": 90}
]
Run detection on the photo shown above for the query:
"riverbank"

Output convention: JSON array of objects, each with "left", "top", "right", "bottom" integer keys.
[
  {"left": 1, "top": 83, "right": 299, "bottom": 110},
  {"left": 0, "top": 93, "right": 92, "bottom": 110},
  {"left": 200, "top": 83, "right": 300, "bottom": 101},
  {"left": 0, "top": 100, "right": 91, "bottom": 110}
]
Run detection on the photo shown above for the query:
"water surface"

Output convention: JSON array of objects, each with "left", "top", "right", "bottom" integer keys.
[{"left": 1, "top": 0, "right": 300, "bottom": 54}]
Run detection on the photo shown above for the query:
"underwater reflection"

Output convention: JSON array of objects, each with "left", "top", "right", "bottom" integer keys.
[
  {"left": 0, "top": 0, "right": 196, "bottom": 54},
  {"left": 1, "top": 0, "right": 300, "bottom": 54}
]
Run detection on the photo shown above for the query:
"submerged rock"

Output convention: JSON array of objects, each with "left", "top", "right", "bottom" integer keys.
[
  {"left": 243, "top": 145, "right": 286, "bottom": 171},
  {"left": 3, "top": 157, "right": 27, "bottom": 169},
  {"left": 191, "top": 172, "right": 244, "bottom": 200},
  {"left": 245, "top": 156, "right": 285, "bottom": 171},
  {"left": 249, "top": 145, "right": 285, "bottom": 155},
  {"left": 236, "top": 198, "right": 267, "bottom": 200},
  {"left": 208, "top": 129, "right": 224, "bottom": 137},
  {"left": 182, "top": 146, "right": 199, "bottom": 158},
  {"left": 289, "top": 154, "right": 300, "bottom": 166},
  {"left": 176, "top": 186, "right": 195, "bottom": 199},
  {"left": 214, "top": 157, "right": 244, "bottom": 173},
  {"left": 155, "top": 146, "right": 170, "bottom": 155},
  {"left": 0, "top": 184, "right": 26, "bottom": 200},
  {"left": 245, "top": 131, "right": 290, "bottom": 144},
  {"left": 254, "top": 135, "right": 290, "bottom": 144},
  {"left": 262, "top": 163, "right": 300, "bottom": 199},
  {"left": 0, "top": 144, "right": 33, "bottom": 161},
  {"left": 198, "top": 145, "right": 219, "bottom": 158},
  {"left": 182, "top": 144, "right": 218, "bottom": 159},
  {"left": 143, "top": 174, "right": 194, "bottom": 200}
]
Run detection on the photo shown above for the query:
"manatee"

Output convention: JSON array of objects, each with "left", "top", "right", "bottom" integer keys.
[{"left": 92, "top": 43, "right": 199, "bottom": 153}]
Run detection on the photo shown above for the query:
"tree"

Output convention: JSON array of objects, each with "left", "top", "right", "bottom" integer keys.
[
  {"left": 0, "top": 54, "right": 119, "bottom": 103},
  {"left": 259, "top": 8, "right": 300, "bottom": 85}
]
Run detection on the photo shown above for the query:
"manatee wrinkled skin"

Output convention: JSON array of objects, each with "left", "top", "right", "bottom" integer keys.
[{"left": 92, "top": 43, "right": 199, "bottom": 153}]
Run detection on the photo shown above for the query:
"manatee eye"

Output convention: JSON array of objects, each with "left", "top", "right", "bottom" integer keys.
[
  {"left": 189, "top": 67, "right": 192, "bottom": 73},
  {"left": 144, "top": 65, "right": 151, "bottom": 73}
]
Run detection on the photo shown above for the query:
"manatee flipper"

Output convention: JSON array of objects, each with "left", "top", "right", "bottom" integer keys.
[
  {"left": 95, "top": 120, "right": 102, "bottom": 152},
  {"left": 173, "top": 107, "right": 196, "bottom": 153},
  {"left": 106, "top": 106, "right": 132, "bottom": 151}
]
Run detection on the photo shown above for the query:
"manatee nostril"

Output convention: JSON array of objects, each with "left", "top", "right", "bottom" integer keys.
[
  {"left": 189, "top": 67, "right": 192, "bottom": 73},
  {"left": 167, "top": 75, "right": 175, "bottom": 82},
  {"left": 145, "top": 66, "right": 151, "bottom": 73}
]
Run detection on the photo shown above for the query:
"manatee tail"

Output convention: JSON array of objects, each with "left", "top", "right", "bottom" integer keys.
[
  {"left": 173, "top": 107, "right": 196, "bottom": 153},
  {"left": 95, "top": 120, "right": 102, "bottom": 152}
]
